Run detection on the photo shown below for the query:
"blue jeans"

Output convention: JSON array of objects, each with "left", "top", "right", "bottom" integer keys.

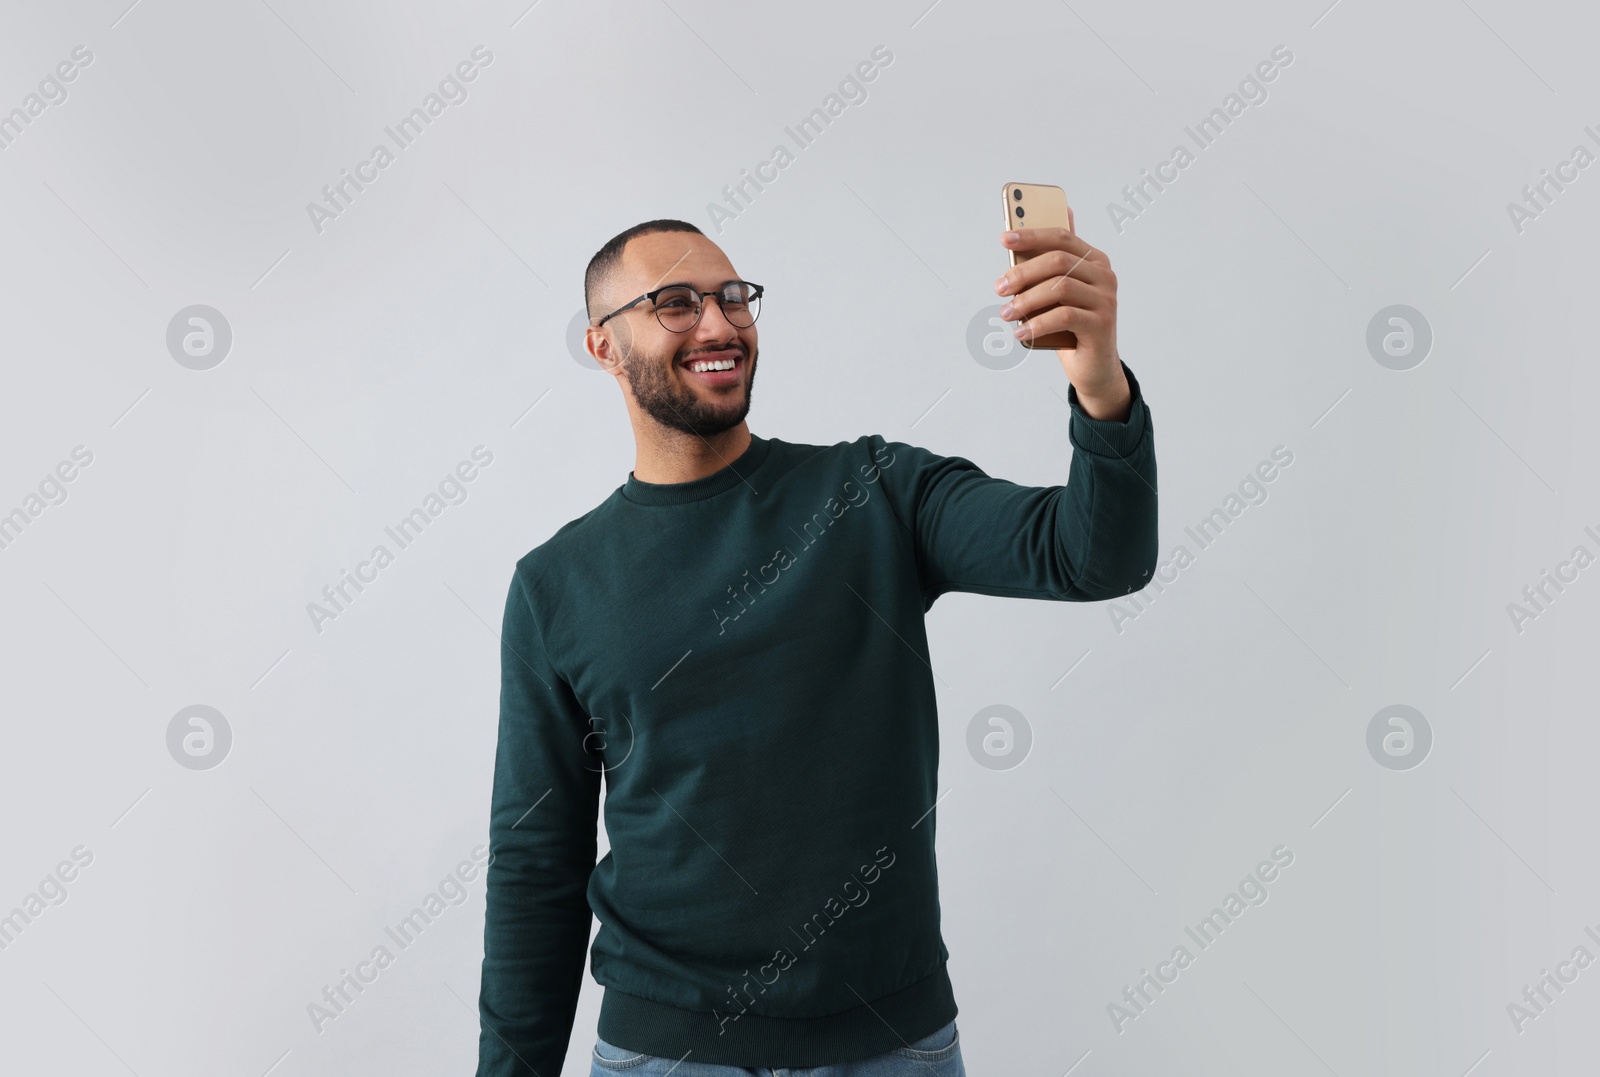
[{"left": 590, "top": 1019, "right": 963, "bottom": 1077}]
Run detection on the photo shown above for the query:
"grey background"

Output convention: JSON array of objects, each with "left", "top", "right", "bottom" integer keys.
[{"left": 1, "top": 0, "right": 1595, "bottom": 1074}]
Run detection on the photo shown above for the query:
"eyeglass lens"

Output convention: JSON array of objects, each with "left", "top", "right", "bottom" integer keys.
[{"left": 654, "top": 282, "right": 759, "bottom": 331}]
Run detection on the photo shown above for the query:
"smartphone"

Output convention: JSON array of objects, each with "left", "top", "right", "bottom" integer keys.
[{"left": 1001, "top": 182, "right": 1076, "bottom": 350}]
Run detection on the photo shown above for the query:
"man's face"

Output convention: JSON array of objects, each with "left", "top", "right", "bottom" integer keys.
[{"left": 590, "top": 232, "right": 759, "bottom": 438}]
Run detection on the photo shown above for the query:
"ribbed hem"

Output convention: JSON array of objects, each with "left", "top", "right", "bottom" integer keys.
[
  {"left": 595, "top": 962, "right": 958, "bottom": 1067},
  {"left": 1068, "top": 360, "right": 1149, "bottom": 459}
]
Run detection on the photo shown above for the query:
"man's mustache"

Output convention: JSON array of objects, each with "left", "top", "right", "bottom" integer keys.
[{"left": 678, "top": 341, "right": 748, "bottom": 363}]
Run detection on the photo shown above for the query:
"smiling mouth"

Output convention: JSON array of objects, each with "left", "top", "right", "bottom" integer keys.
[{"left": 680, "top": 350, "right": 744, "bottom": 384}]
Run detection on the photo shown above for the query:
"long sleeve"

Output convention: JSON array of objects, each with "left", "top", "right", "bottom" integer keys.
[
  {"left": 872, "top": 359, "right": 1157, "bottom": 605},
  {"left": 476, "top": 565, "right": 602, "bottom": 1077}
]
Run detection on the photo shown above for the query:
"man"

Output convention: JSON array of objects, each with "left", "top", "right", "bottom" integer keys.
[{"left": 476, "top": 216, "right": 1157, "bottom": 1076}]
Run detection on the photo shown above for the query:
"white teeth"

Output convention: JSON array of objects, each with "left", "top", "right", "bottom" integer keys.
[{"left": 688, "top": 357, "right": 736, "bottom": 372}]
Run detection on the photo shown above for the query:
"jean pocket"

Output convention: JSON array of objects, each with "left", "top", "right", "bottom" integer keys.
[
  {"left": 888, "top": 1019, "right": 960, "bottom": 1061},
  {"left": 591, "top": 1037, "right": 656, "bottom": 1071}
]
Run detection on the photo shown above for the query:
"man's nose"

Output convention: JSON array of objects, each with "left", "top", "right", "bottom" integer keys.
[{"left": 695, "top": 296, "right": 740, "bottom": 340}]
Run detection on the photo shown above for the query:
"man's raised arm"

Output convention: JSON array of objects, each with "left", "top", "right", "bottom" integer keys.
[{"left": 869, "top": 358, "right": 1156, "bottom": 606}]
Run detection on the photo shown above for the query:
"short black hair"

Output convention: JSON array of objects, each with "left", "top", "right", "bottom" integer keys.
[{"left": 584, "top": 219, "right": 705, "bottom": 322}]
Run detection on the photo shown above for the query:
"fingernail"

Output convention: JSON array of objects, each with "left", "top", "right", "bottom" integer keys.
[
  {"left": 999, "top": 302, "right": 1014, "bottom": 318},
  {"left": 1004, "top": 231, "right": 1020, "bottom": 244},
  {"left": 995, "top": 277, "right": 1011, "bottom": 295}
]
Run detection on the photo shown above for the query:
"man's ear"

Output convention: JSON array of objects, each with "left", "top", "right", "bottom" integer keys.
[
  {"left": 585, "top": 324, "right": 609, "bottom": 366},
  {"left": 591, "top": 314, "right": 636, "bottom": 374},
  {"left": 586, "top": 324, "right": 621, "bottom": 371}
]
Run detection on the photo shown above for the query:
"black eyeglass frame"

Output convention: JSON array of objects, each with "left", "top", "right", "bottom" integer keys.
[{"left": 593, "top": 279, "right": 764, "bottom": 332}]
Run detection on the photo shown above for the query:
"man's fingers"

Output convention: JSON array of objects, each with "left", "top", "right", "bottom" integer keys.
[
  {"left": 997, "top": 246, "right": 1111, "bottom": 297},
  {"left": 1018, "top": 301, "right": 1101, "bottom": 343},
  {"left": 1002, "top": 225, "right": 1092, "bottom": 257},
  {"left": 1002, "top": 274, "right": 1102, "bottom": 324}
]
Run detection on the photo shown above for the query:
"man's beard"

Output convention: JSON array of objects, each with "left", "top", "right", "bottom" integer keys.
[{"left": 620, "top": 337, "right": 758, "bottom": 438}]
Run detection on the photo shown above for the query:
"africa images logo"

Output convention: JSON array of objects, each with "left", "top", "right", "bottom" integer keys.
[
  {"left": 306, "top": 47, "right": 494, "bottom": 234},
  {"left": 706, "top": 46, "right": 893, "bottom": 233},
  {"left": 710, "top": 442, "right": 895, "bottom": 635}
]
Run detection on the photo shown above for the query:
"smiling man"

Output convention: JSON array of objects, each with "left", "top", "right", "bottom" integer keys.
[{"left": 476, "top": 217, "right": 1158, "bottom": 1077}]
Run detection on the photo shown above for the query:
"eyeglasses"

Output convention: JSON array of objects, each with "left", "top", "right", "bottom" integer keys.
[{"left": 595, "top": 279, "right": 763, "bottom": 333}]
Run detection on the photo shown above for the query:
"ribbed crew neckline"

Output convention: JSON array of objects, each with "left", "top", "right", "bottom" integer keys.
[{"left": 621, "top": 434, "right": 772, "bottom": 506}]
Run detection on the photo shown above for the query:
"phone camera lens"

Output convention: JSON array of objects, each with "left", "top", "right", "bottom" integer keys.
[
  {"left": 1012, "top": 189, "right": 1022, "bottom": 200},
  {"left": 1015, "top": 206, "right": 1024, "bottom": 218}
]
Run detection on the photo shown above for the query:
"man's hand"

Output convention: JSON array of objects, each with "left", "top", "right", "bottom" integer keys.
[{"left": 994, "top": 206, "right": 1131, "bottom": 421}]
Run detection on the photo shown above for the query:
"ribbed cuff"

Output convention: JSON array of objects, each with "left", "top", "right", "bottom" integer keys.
[{"left": 1068, "top": 359, "right": 1149, "bottom": 459}]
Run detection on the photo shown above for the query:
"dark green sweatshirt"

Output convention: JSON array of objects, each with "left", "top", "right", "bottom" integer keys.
[{"left": 476, "top": 362, "right": 1157, "bottom": 1075}]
